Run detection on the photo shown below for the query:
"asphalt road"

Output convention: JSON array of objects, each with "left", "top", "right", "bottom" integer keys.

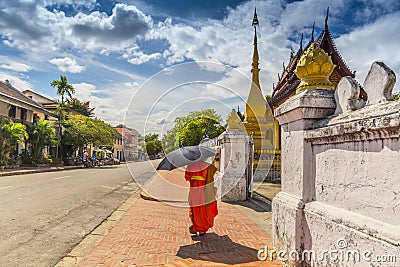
[{"left": 0, "top": 160, "right": 157, "bottom": 267}]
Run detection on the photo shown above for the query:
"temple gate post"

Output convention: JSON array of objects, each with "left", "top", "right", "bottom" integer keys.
[{"left": 218, "top": 110, "right": 249, "bottom": 202}]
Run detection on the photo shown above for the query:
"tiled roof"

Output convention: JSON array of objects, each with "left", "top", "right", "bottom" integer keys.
[
  {"left": 270, "top": 23, "right": 355, "bottom": 107},
  {"left": 0, "top": 81, "right": 54, "bottom": 116}
]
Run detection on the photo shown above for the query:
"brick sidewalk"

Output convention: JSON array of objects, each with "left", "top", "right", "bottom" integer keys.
[{"left": 80, "top": 169, "right": 282, "bottom": 267}]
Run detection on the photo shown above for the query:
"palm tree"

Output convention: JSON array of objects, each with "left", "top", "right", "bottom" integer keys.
[
  {"left": 51, "top": 75, "right": 74, "bottom": 161},
  {"left": 51, "top": 75, "right": 75, "bottom": 105},
  {"left": 0, "top": 118, "right": 27, "bottom": 164}
]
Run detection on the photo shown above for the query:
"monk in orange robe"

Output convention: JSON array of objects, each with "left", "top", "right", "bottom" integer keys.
[{"left": 185, "top": 161, "right": 218, "bottom": 235}]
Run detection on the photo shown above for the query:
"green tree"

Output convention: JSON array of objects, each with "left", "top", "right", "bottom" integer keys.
[
  {"left": 0, "top": 118, "right": 27, "bottom": 163},
  {"left": 51, "top": 75, "right": 75, "bottom": 159},
  {"left": 144, "top": 134, "right": 162, "bottom": 157},
  {"left": 51, "top": 75, "right": 75, "bottom": 105},
  {"left": 62, "top": 115, "right": 115, "bottom": 154},
  {"left": 25, "top": 120, "right": 57, "bottom": 163},
  {"left": 393, "top": 92, "right": 400, "bottom": 101},
  {"left": 179, "top": 117, "right": 225, "bottom": 146},
  {"left": 162, "top": 109, "right": 222, "bottom": 153},
  {"left": 66, "top": 98, "right": 95, "bottom": 117}
]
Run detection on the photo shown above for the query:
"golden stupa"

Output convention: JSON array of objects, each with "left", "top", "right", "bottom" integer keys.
[{"left": 243, "top": 8, "right": 279, "bottom": 179}]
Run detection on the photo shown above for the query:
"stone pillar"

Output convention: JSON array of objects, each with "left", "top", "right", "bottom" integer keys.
[
  {"left": 272, "top": 89, "right": 336, "bottom": 263},
  {"left": 218, "top": 130, "right": 249, "bottom": 202}
]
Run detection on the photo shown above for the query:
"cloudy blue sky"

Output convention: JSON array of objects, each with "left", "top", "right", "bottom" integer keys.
[{"left": 0, "top": 0, "right": 399, "bottom": 135}]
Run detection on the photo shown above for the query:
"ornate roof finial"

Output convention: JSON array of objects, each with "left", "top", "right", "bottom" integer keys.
[
  {"left": 283, "top": 62, "right": 286, "bottom": 71},
  {"left": 252, "top": 7, "right": 259, "bottom": 27},
  {"left": 300, "top": 33, "right": 303, "bottom": 51},
  {"left": 244, "top": 6, "right": 265, "bottom": 123},
  {"left": 294, "top": 42, "right": 336, "bottom": 93},
  {"left": 290, "top": 47, "right": 294, "bottom": 58},
  {"left": 278, "top": 73, "right": 281, "bottom": 81},
  {"left": 273, "top": 83, "right": 275, "bottom": 89},
  {"left": 311, "top": 21, "right": 315, "bottom": 42},
  {"left": 251, "top": 7, "right": 260, "bottom": 74},
  {"left": 325, "top": 6, "right": 329, "bottom": 30}
]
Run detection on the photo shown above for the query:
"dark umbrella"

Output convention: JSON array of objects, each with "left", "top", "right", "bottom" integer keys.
[{"left": 156, "top": 146, "right": 216, "bottom": 171}]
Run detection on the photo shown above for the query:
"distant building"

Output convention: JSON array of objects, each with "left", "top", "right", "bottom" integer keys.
[
  {"left": 113, "top": 130, "right": 124, "bottom": 161},
  {"left": 115, "top": 127, "right": 141, "bottom": 161}
]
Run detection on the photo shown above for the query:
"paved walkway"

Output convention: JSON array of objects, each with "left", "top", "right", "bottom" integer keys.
[{"left": 77, "top": 169, "right": 282, "bottom": 266}]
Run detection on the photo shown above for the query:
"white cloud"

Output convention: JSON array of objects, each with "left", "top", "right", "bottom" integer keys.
[
  {"left": 336, "top": 11, "right": 400, "bottom": 83},
  {"left": 0, "top": 72, "right": 32, "bottom": 90},
  {"left": 72, "top": 81, "right": 141, "bottom": 127},
  {"left": 67, "top": 3, "right": 152, "bottom": 51},
  {"left": 72, "top": 82, "right": 96, "bottom": 99},
  {"left": 0, "top": 1, "right": 152, "bottom": 56},
  {"left": 0, "top": 62, "right": 31, "bottom": 72},
  {"left": 122, "top": 44, "right": 161, "bottom": 65},
  {"left": 49, "top": 57, "right": 86, "bottom": 73}
]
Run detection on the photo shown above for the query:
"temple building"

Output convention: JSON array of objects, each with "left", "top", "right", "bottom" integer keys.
[
  {"left": 243, "top": 8, "right": 361, "bottom": 182},
  {"left": 269, "top": 8, "right": 362, "bottom": 108}
]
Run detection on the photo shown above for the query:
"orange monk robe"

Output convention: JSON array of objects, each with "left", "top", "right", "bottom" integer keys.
[{"left": 185, "top": 161, "right": 218, "bottom": 233}]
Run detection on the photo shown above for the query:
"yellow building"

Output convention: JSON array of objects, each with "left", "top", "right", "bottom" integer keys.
[{"left": 0, "top": 81, "right": 54, "bottom": 123}]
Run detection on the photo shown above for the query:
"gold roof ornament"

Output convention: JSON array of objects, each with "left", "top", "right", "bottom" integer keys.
[
  {"left": 226, "top": 109, "right": 242, "bottom": 131},
  {"left": 294, "top": 42, "right": 336, "bottom": 93}
]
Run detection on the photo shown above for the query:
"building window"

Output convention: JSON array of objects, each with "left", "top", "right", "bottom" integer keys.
[
  {"left": 8, "top": 105, "right": 16, "bottom": 118},
  {"left": 20, "top": 108, "right": 27, "bottom": 123}
]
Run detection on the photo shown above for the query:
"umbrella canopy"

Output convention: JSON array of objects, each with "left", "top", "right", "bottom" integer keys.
[{"left": 156, "top": 146, "right": 216, "bottom": 171}]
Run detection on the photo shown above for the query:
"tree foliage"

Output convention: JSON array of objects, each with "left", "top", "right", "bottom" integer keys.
[
  {"left": 66, "top": 98, "right": 95, "bottom": 117},
  {"left": 0, "top": 118, "right": 27, "bottom": 163},
  {"left": 393, "top": 92, "right": 400, "bottom": 101},
  {"left": 25, "top": 119, "right": 57, "bottom": 163},
  {"left": 62, "top": 115, "right": 115, "bottom": 151},
  {"left": 179, "top": 117, "right": 225, "bottom": 147},
  {"left": 162, "top": 109, "right": 223, "bottom": 153},
  {"left": 144, "top": 134, "right": 162, "bottom": 157},
  {"left": 51, "top": 75, "right": 75, "bottom": 104}
]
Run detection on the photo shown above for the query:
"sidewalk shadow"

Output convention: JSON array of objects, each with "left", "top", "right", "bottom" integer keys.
[
  {"left": 176, "top": 233, "right": 259, "bottom": 264},
  {"left": 227, "top": 199, "right": 271, "bottom": 212}
]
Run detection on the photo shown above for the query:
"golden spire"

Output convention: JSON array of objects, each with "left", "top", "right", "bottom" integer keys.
[
  {"left": 294, "top": 42, "right": 336, "bottom": 93},
  {"left": 244, "top": 7, "right": 266, "bottom": 123}
]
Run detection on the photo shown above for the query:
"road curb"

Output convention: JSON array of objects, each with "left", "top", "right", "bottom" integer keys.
[{"left": 0, "top": 166, "right": 84, "bottom": 177}]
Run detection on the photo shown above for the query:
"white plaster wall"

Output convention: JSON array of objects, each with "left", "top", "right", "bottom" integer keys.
[
  {"left": 273, "top": 192, "right": 305, "bottom": 253},
  {"left": 303, "top": 202, "right": 399, "bottom": 267},
  {"left": 219, "top": 131, "right": 249, "bottom": 201},
  {"left": 313, "top": 140, "right": 400, "bottom": 225}
]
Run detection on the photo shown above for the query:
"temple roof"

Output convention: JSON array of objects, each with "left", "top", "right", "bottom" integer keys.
[{"left": 269, "top": 8, "right": 356, "bottom": 107}]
